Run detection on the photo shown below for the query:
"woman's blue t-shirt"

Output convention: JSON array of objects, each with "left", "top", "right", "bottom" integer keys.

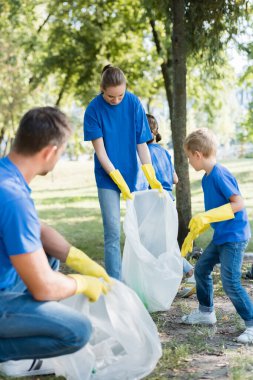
[
  {"left": 83, "top": 91, "right": 152, "bottom": 192},
  {"left": 202, "top": 163, "right": 251, "bottom": 244},
  {"left": 0, "top": 157, "right": 42, "bottom": 289}
]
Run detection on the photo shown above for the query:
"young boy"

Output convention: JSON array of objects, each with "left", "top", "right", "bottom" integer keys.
[{"left": 181, "top": 128, "right": 252, "bottom": 344}]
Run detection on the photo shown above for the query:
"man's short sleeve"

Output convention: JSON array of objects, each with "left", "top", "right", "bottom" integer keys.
[
  {"left": 83, "top": 103, "right": 103, "bottom": 141},
  {"left": 2, "top": 197, "right": 42, "bottom": 255}
]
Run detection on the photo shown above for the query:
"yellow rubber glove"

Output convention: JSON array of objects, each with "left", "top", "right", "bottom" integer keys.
[
  {"left": 68, "top": 274, "right": 109, "bottom": 302},
  {"left": 189, "top": 203, "right": 234, "bottom": 236},
  {"left": 181, "top": 231, "right": 194, "bottom": 257},
  {"left": 141, "top": 164, "right": 163, "bottom": 192},
  {"left": 66, "top": 247, "right": 112, "bottom": 284},
  {"left": 109, "top": 169, "right": 133, "bottom": 200},
  {"left": 181, "top": 223, "right": 210, "bottom": 257}
]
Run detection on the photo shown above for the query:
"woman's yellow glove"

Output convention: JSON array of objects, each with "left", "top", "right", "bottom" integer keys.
[
  {"left": 109, "top": 169, "right": 133, "bottom": 200},
  {"left": 66, "top": 247, "right": 112, "bottom": 284},
  {"left": 68, "top": 274, "right": 109, "bottom": 302},
  {"left": 141, "top": 164, "right": 163, "bottom": 192},
  {"left": 189, "top": 203, "right": 234, "bottom": 236}
]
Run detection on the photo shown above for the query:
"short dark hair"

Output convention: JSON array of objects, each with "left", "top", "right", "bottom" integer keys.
[
  {"left": 100, "top": 64, "right": 126, "bottom": 89},
  {"left": 13, "top": 107, "right": 72, "bottom": 155}
]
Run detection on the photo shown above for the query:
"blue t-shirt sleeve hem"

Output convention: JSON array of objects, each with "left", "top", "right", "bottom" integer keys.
[
  {"left": 84, "top": 130, "right": 103, "bottom": 141},
  {"left": 9, "top": 243, "right": 43, "bottom": 256}
]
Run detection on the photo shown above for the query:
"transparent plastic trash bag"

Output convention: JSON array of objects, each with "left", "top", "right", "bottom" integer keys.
[
  {"left": 51, "top": 280, "right": 162, "bottom": 380},
  {"left": 122, "top": 190, "right": 183, "bottom": 312}
]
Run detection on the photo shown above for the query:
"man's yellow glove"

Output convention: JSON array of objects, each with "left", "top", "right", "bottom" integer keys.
[
  {"left": 141, "top": 164, "right": 163, "bottom": 192},
  {"left": 189, "top": 203, "right": 234, "bottom": 236},
  {"left": 66, "top": 247, "right": 112, "bottom": 284},
  {"left": 109, "top": 169, "right": 133, "bottom": 200},
  {"left": 68, "top": 274, "right": 109, "bottom": 302}
]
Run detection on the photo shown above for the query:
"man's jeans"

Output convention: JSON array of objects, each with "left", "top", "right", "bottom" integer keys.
[
  {"left": 195, "top": 240, "right": 253, "bottom": 327},
  {"left": 0, "top": 256, "right": 92, "bottom": 362},
  {"left": 98, "top": 188, "right": 121, "bottom": 280}
]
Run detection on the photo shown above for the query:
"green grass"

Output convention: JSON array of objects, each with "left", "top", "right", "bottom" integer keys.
[{"left": 2, "top": 157, "right": 253, "bottom": 380}]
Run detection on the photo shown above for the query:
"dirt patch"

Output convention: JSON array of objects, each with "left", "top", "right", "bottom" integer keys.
[{"left": 146, "top": 278, "right": 253, "bottom": 380}]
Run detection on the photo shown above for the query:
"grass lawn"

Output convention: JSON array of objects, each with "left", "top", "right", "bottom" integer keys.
[{"left": 2, "top": 157, "right": 253, "bottom": 380}]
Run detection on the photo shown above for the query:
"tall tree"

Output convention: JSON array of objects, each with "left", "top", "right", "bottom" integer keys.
[{"left": 171, "top": 0, "right": 191, "bottom": 245}]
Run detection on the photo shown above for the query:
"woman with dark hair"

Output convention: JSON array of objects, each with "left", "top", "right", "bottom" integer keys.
[{"left": 83, "top": 65, "right": 162, "bottom": 280}]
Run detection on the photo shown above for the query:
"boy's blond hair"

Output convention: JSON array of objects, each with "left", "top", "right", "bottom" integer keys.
[{"left": 184, "top": 128, "right": 217, "bottom": 158}]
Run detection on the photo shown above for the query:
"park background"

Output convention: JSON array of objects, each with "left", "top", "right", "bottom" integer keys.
[{"left": 1, "top": 0, "right": 253, "bottom": 379}]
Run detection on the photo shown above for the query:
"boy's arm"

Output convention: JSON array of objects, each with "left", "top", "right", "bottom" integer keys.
[
  {"left": 181, "top": 195, "right": 243, "bottom": 257},
  {"left": 189, "top": 194, "right": 244, "bottom": 237}
]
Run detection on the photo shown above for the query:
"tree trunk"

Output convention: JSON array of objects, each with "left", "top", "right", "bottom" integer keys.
[
  {"left": 149, "top": 19, "right": 173, "bottom": 117},
  {"left": 171, "top": 0, "right": 191, "bottom": 247}
]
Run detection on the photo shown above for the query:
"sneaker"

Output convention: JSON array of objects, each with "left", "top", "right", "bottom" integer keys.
[
  {"left": 0, "top": 358, "right": 54, "bottom": 377},
  {"left": 179, "top": 284, "right": 196, "bottom": 298},
  {"left": 182, "top": 309, "right": 217, "bottom": 325},
  {"left": 185, "top": 273, "right": 196, "bottom": 284},
  {"left": 237, "top": 327, "right": 253, "bottom": 344},
  {"left": 178, "top": 274, "right": 196, "bottom": 298}
]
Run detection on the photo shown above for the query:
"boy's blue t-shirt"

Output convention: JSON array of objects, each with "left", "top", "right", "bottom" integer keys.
[
  {"left": 83, "top": 91, "right": 152, "bottom": 192},
  {"left": 202, "top": 163, "right": 251, "bottom": 244},
  {"left": 0, "top": 157, "right": 42, "bottom": 289}
]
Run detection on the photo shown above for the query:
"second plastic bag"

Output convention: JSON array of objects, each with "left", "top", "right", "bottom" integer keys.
[
  {"left": 122, "top": 190, "right": 183, "bottom": 312},
  {"left": 51, "top": 280, "right": 162, "bottom": 380}
]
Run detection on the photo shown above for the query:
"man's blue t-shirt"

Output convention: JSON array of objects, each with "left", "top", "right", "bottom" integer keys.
[
  {"left": 202, "top": 163, "right": 251, "bottom": 244},
  {"left": 0, "top": 157, "right": 42, "bottom": 289},
  {"left": 83, "top": 91, "right": 152, "bottom": 192}
]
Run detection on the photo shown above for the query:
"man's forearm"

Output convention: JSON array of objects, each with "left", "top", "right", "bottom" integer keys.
[{"left": 40, "top": 222, "right": 70, "bottom": 262}]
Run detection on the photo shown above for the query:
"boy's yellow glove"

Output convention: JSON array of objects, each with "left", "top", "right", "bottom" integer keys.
[
  {"left": 109, "top": 169, "right": 133, "bottom": 200},
  {"left": 141, "top": 164, "right": 163, "bottom": 192},
  {"left": 68, "top": 274, "right": 109, "bottom": 302},
  {"left": 181, "top": 231, "right": 194, "bottom": 257},
  {"left": 189, "top": 203, "right": 234, "bottom": 236},
  {"left": 66, "top": 246, "right": 112, "bottom": 284}
]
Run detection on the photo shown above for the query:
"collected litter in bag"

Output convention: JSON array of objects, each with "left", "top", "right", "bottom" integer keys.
[
  {"left": 122, "top": 189, "right": 183, "bottom": 312},
  {"left": 52, "top": 280, "right": 162, "bottom": 380}
]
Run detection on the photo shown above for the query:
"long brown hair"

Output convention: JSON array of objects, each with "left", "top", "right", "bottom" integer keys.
[{"left": 146, "top": 114, "right": 162, "bottom": 143}]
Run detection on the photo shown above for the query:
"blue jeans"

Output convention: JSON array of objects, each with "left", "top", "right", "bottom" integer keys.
[
  {"left": 195, "top": 240, "right": 253, "bottom": 326},
  {"left": 98, "top": 188, "right": 121, "bottom": 280},
  {"left": 0, "top": 256, "right": 92, "bottom": 362}
]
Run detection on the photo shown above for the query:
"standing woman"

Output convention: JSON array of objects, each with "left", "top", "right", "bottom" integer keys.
[{"left": 84, "top": 65, "right": 162, "bottom": 279}]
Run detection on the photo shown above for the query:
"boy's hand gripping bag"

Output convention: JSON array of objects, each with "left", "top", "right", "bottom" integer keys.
[
  {"left": 51, "top": 280, "right": 162, "bottom": 380},
  {"left": 122, "top": 190, "right": 183, "bottom": 312}
]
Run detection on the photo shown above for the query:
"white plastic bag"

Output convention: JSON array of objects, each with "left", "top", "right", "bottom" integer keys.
[
  {"left": 122, "top": 190, "right": 183, "bottom": 312},
  {"left": 52, "top": 280, "right": 162, "bottom": 380}
]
